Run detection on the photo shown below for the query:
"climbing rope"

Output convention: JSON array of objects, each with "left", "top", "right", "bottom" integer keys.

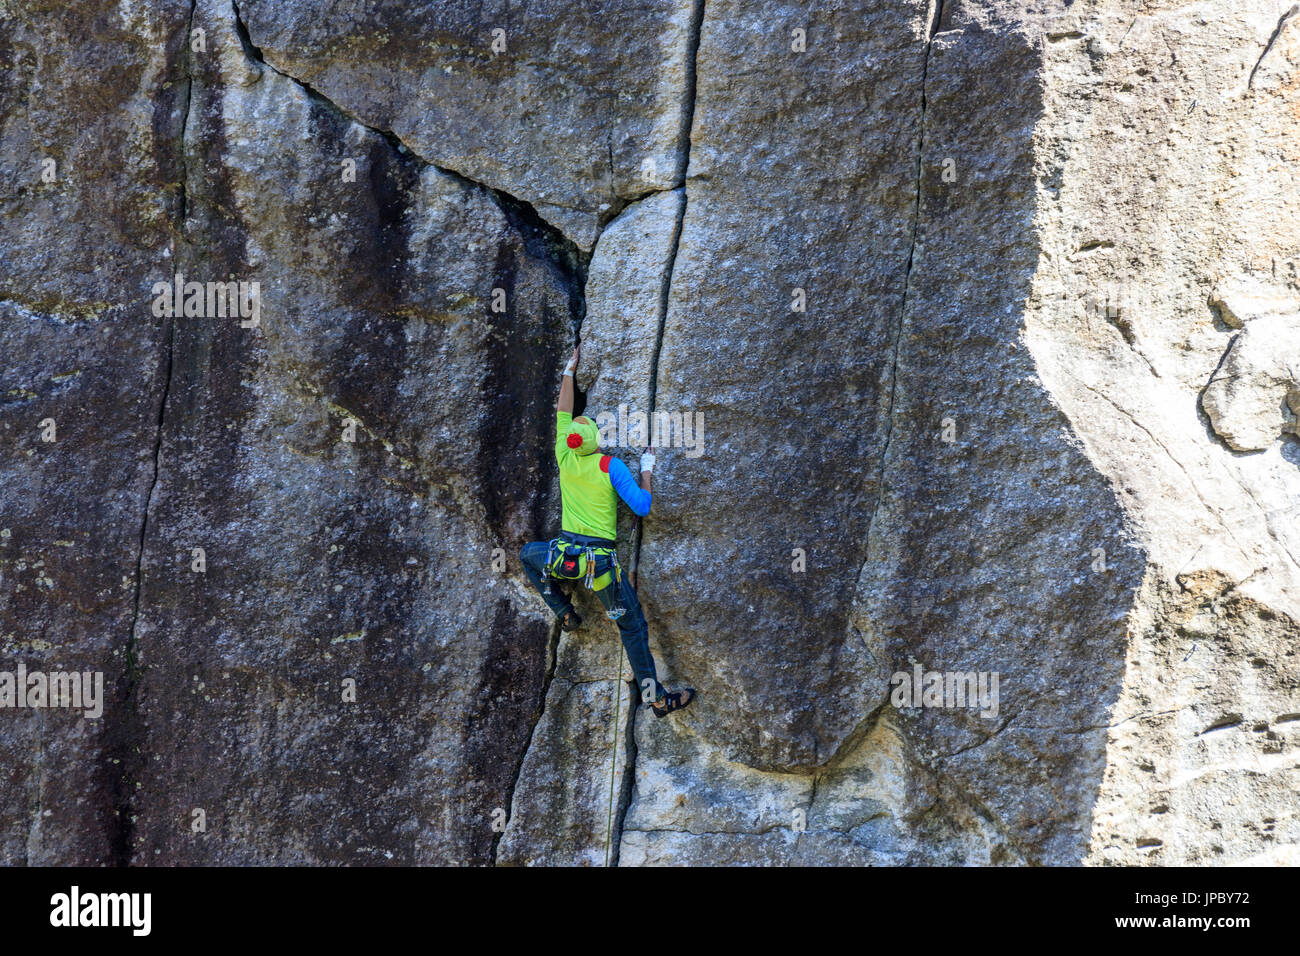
[{"left": 602, "top": 639, "right": 625, "bottom": 868}]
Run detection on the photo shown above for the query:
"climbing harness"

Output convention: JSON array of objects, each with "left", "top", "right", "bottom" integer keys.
[{"left": 542, "top": 537, "right": 626, "bottom": 618}]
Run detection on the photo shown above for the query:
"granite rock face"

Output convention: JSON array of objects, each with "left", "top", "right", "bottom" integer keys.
[
  {"left": 234, "top": 0, "right": 701, "bottom": 250},
  {"left": 1, "top": 0, "right": 1297, "bottom": 866},
  {"left": 0, "top": 0, "right": 190, "bottom": 866}
]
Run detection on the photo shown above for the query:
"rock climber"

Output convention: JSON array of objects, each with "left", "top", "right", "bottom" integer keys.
[{"left": 519, "top": 345, "right": 695, "bottom": 718}]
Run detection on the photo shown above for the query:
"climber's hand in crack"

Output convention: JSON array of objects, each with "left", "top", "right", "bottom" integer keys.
[{"left": 638, "top": 446, "right": 654, "bottom": 494}]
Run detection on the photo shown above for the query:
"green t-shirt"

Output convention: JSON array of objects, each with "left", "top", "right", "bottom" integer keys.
[{"left": 555, "top": 410, "right": 618, "bottom": 540}]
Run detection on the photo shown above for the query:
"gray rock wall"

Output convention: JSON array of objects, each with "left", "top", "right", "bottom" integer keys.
[{"left": 1, "top": 0, "right": 1296, "bottom": 865}]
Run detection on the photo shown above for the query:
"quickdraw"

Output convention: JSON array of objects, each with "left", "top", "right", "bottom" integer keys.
[{"left": 541, "top": 539, "right": 558, "bottom": 595}]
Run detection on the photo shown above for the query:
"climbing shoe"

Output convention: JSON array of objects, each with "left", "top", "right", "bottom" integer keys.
[
  {"left": 651, "top": 688, "right": 696, "bottom": 718},
  {"left": 560, "top": 609, "right": 583, "bottom": 632}
]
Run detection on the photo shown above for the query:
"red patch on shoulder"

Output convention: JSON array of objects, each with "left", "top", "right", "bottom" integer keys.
[{"left": 599, "top": 455, "right": 611, "bottom": 473}]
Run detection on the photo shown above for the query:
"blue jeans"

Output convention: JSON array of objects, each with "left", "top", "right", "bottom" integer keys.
[{"left": 520, "top": 537, "right": 664, "bottom": 703}]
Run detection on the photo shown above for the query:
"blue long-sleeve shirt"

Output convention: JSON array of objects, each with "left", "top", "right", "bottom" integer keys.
[{"left": 607, "top": 455, "right": 651, "bottom": 517}]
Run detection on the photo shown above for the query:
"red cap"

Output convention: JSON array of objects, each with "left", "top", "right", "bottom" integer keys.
[{"left": 567, "top": 433, "right": 583, "bottom": 449}]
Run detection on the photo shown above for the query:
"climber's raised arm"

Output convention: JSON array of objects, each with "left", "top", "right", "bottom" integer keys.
[{"left": 557, "top": 346, "right": 578, "bottom": 414}]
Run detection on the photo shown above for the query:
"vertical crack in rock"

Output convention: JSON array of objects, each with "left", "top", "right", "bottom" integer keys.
[
  {"left": 491, "top": 621, "right": 562, "bottom": 864},
  {"left": 644, "top": 0, "right": 705, "bottom": 417},
  {"left": 865, "top": 0, "right": 943, "bottom": 565},
  {"left": 635, "top": 0, "right": 704, "bottom": 568},
  {"left": 608, "top": 678, "right": 639, "bottom": 867},
  {"left": 615, "top": 0, "right": 706, "bottom": 866},
  {"left": 591, "top": 0, "right": 706, "bottom": 224},
  {"left": 1248, "top": 2, "right": 1299, "bottom": 89},
  {"left": 113, "top": 317, "right": 174, "bottom": 864},
  {"left": 670, "top": 0, "right": 707, "bottom": 189},
  {"left": 645, "top": 192, "right": 688, "bottom": 420},
  {"left": 106, "top": 0, "right": 197, "bottom": 867}
]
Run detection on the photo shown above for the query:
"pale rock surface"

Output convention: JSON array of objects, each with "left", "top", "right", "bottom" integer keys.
[{"left": 1201, "top": 312, "right": 1300, "bottom": 452}]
